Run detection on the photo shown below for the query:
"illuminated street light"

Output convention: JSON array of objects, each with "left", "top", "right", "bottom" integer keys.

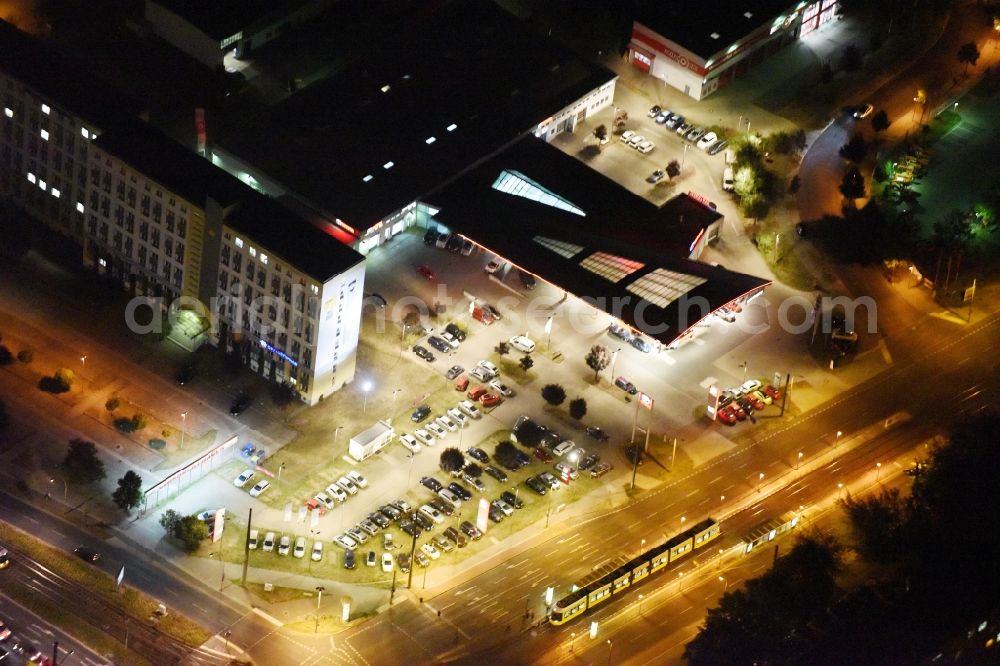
[
  {"left": 838, "top": 482, "right": 844, "bottom": 498},
  {"left": 362, "top": 381, "right": 373, "bottom": 414},
  {"left": 606, "top": 639, "right": 613, "bottom": 666},
  {"left": 333, "top": 426, "right": 344, "bottom": 449},
  {"left": 797, "top": 451, "right": 803, "bottom": 469},
  {"left": 180, "top": 412, "right": 188, "bottom": 450},
  {"left": 50, "top": 477, "right": 67, "bottom": 501},
  {"left": 836, "top": 430, "right": 843, "bottom": 444},
  {"left": 757, "top": 472, "right": 764, "bottom": 493},
  {"left": 639, "top": 537, "right": 646, "bottom": 556},
  {"left": 719, "top": 575, "right": 728, "bottom": 592},
  {"left": 876, "top": 462, "right": 883, "bottom": 482},
  {"left": 609, "top": 347, "right": 622, "bottom": 380},
  {"left": 80, "top": 355, "right": 87, "bottom": 367}
]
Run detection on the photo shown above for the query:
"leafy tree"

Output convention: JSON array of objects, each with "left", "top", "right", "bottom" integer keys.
[
  {"left": 105, "top": 397, "right": 120, "bottom": 412},
  {"left": 733, "top": 165, "right": 760, "bottom": 200},
  {"left": 734, "top": 141, "right": 763, "bottom": 168},
  {"left": 871, "top": 109, "right": 890, "bottom": 133},
  {"left": 494, "top": 341, "right": 510, "bottom": 357},
  {"left": 841, "top": 488, "right": 907, "bottom": 563},
  {"left": 741, "top": 193, "right": 771, "bottom": 221},
  {"left": 839, "top": 167, "right": 866, "bottom": 200},
  {"left": 665, "top": 159, "right": 681, "bottom": 179},
  {"left": 112, "top": 470, "right": 143, "bottom": 512},
  {"left": 541, "top": 383, "right": 566, "bottom": 407},
  {"left": 439, "top": 447, "right": 465, "bottom": 473},
  {"left": 932, "top": 209, "right": 971, "bottom": 251},
  {"left": 16, "top": 349, "right": 33, "bottom": 363},
  {"left": 584, "top": 345, "right": 610, "bottom": 381},
  {"left": 841, "top": 44, "right": 863, "bottom": 71},
  {"left": 159, "top": 509, "right": 181, "bottom": 534},
  {"left": 838, "top": 133, "right": 867, "bottom": 163},
  {"left": 174, "top": 515, "right": 209, "bottom": 552},
  {"left": 593, "top": 124, "right": 607, "bottom": 144},
  {"left": 0, "top": 345, "right": 12, "bottom": 366},
  {"left": 64, "top": 439, "right": 106, "bottom": 484},
  {"left": 789, "top": 175, "right": 801, "bottom": 194},
  {"left": 463, "top": 462, "right": 483, "bottom": 478},
  {"left": 568, "top": 398, "right": 587, "bottom": 420},
  {"left": 494, "top": 440, "right": 519, "bottom": 467},
  {"left": 519, "top": 355, "right": 534, "bottom": 372},
  {"left": 956, "top": 41, "right": 980, "bottom": 73}
]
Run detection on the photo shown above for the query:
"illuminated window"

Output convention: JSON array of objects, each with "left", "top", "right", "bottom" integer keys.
[
  {"left": 76, "top": 202, "right": 85, "bottom": 213},
  {"left": 38, "top": 180, "right": 46, "bottom": 191},
  {"left": 41, "top": 103, "right": 50, "bottom": 115},
  {"left": 492, "top": 170, "right": 585, "bottom": 216},
  {"left": 579, "top": 252, "right": 645, "bottom": 283},
  {"left": 533, "top": 235, "right": 583, "bottom": 259},
  {"left": 380, "top": 84, "right": 391, "bottom": 93},
  {"left": 27, "top": 173, "right": 36, "bottom": 184},
  {"left": 362, "top": 174, "right": 373, "bottom": 183},
  {"left": 383, "top": 161, "right": 394, "bottom": 169},
  {"left": 310, "top": 284, "right": 319, "bottom": 294},
  {"left": 3, "top": 107, "right": 12, "bottom": 118},
  {"left": 81, "top": 127, "right": 90, "bottom": 139},
  {"left": 40, "top": 129, "right": 49, "bottom": 141},
  {"left": 260, "top": 254, "right": 268, "bottom": 265},
  {"left": 51, "top": 188, "right": 61, "bottom": 198},
  {"left": 425, "top": 136, "right": 436, "bottom": 144},
  {"left": 446, "top": 123, "right": 457, "bottom": 132},
  {"left": 235, "top": 237, "right": 244, "bottom": 248},
  {"left": 249, "top": 246, "right": 257, "bottom": 257},
  {"left": 627, "top": 269, "right": 706, "bottom": 308}
]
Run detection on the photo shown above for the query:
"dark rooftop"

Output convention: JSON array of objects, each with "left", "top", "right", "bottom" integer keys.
[
  {"left": 216, "top": 0, "right": 616, "bottom": 232},
  {"left": 148, "top": 0, "right": 316, "bottom": 41},
  {"left": 634, "top": 0, "right": 793, "bottom": 60},
  {"left": 0, "top": 19, "right": 144, "bottom": 130},
  {"left": 426, "top": 136, "right": 769, "bottom": 347},
  {"left": 226, "top": 193, "right": 364, "bottom": 283}
]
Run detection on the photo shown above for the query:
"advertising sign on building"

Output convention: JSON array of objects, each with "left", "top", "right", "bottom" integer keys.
[
  {"left": 476, "top": 497, "right": 490, "bottom": 534},
  {"left": 212, "top": 507, "right": 226, "bottom": 543},
  {"left": 638, "top": 392, "right": 654, "bottom": 411}
]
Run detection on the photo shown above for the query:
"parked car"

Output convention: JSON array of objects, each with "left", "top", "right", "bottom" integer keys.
[
  {"left": 488, "top": 503, "right": 505, "bottom": 523},
  {"left": 579, "top": 453, "right": 600, "bottom": 470},
  {"left": 554, "top": 462, "right": 579, "bottom": 480},
  {"left": 440, "top": 331, "right": 461, "bottom": 348},
  {"left": 358, "top": 520, "right": 379, "bottom": 536},
  {"left": 346, "top": 527, "right": 368, "bottom": 544},
  {"left": 346, "top": 471, "right": 368, "bottom": 489},
  {"left": 445, "top": 322, "right": 467, "bottom": 341},
  {"left": 534, "top": 447, "right": 553, "bottom": 463},
  {"left": 420, "top": 543, "right": 441, "bottom": 560},
  {"left": 501, "top": 490, "right": 524, "bottom": 509},
  {"left": 470, "top": 366, "right": 491, "bottom": 382},
  {"left": 73, "top": 546, "right": 101, "bottom": 563},
  {"left": 585, "top": 426, "right": 609, "bottom": 441},
  {"left": 233, "top": 469, "right": 255, "bottom": 487},
  {"left": 436, "top": 414, "right": 458, "bottom": 432},
  {"left": 484, "top": 465, "right": 508, "bottom": 482},
  {"left": 429, "top": 497, "right": 454, "bottom": 516},
  {"left": 460, "top": 520, "right": 483, "bottom": 540},
  {"left": 433, "top": 534, "right": 455, "bottom": 553},
  {"left": 479, "top": 392, "right": 500, "bottom": 407},
  {"left": 344, "top": 548, "right": 356, "bottom": 569},
  {"left": 337, "top": 476, "right": 359, "bottom": 495},
  {"left": 397, "top": 553, "right": 412, "bottom": 572},
  {"left": 412, "top": 345, "right": 435, "bottom": 362},
  {"left": 446, "top": 235, "right": 463, "bottom": 252},
  {"left": 519, "top": 270, "right": 536, "bottom": 289},
  {"left": 379, "top": 504, "right": 402, "bottom": 521},
  {"left": 381, "top": 553, "right": 393, "bottom": 572},
  {"left": 230, "top": 392, "right": 251, "bottom": 416},
  {"left": 686, "top": 126, "right": 706, "bottom": 142},
  {"left": 590, "top": 462, "right": 613, "bottom": 478},
  {"left": 461, "top": 239, "right": 474, "bottom": 256},
  {"left": 647, "top": 104, "right": 661, "bottom": 117},
  {"left": 278, "top": 535, "right": 291, "bottom": 556},
  {"left": 411, "top": 405, "right": 431, "bottom": 422},
  {"left": 325, "top": 484, "right": 348, "bottom": 502},
  {"left": 263, "top": 532, "right": 276, "bottom": 552},
  {"left": 608, "top": 322, "right": 634, "bottom": 342},
  {"left": 665, "top": 114, "right": 684, "bottom": 129},
  {"left": 416, "top": 265, "right": 436, "bottom": 280},
  {"left": 675, "top": 121, "right": 692, "bottom": 135},
  {"left": 467, "top": 447, "right": 489, "bottom": 463},
  {"left": 446, "top": 365, "right": 464, "bottom": 380},
  {"left": 637, "top": 140, "right": 655, "bottom": 154},
  {"left": 472, "top": 306, "right": 494, "bottom": 326},
  {"left": 248, "top": 529, "right": 259, "bottom": 550},
  {"left": 400, "top": 520, "right": 422, "bottom": 538},
  {"left": 369, "top": 512, "right": 390, "bottom": 529},
  {"left": 697, "top": 131, "right": 718, "bottom": 150},
  {"left": 448, "top": 482, "right": 472, "bottom": 501},
  {"left": 525, "top": 475, "right": 548, "bottom": 495},
  {"left": 414, "top": 552, "right": 430, "bottom": 568},
  {"left": 763, "top": 384, "right": 783, "bottom": 401},
  {"left": 421, "top": 476, "right": 443, "bottom": 492},
  {"left": 424, "top": 229, "right": 439, "bottom": 245},
  {"left": 489, "top": 379, "right": 514, "bottom": 397},
  {"left": 655, "top": 109, "right": 672, "bottom": 124},
  {"left": 509, "top": 335, "right": 535, "bottom": 353},
  {"left": 414, "top": 428, "right": 436, "bottom": 446},
  {"left": 444, "top": 526, "right": 468, "bottom": 548},
  {"left": 552, "top": 440, "right": 575, "bottom": 457},
  {"left": 628, "top": 134, "right": 645, "bottom": 148},
  {"left": 420, "top": 505, "right": 445, "bottom": 525},
  {"left": 482, "top": 303, "right": 502, "bottom": 320},
  {"left": 717, "top": 405, "right": 738, "bottom": 425},
  {"left": 175, "top": 364, "right": 197, "bottom": 386},
  {"left": 427, "top": 422, "right": 447, "bottom": 439},
  {"left": 631, "top": 336, "right": 652, "bottom": 353},
  {"left": 646, "top": 170, "right": 665, "bottom": 184},
  {"left": 614, "top": 376, "right": 638, "bottom": 395},
  {"left": 313, "top": 493, "right": 335, "bottom": 510},
  {"left": 293, "top": 537, "right": 307, "bottom": 558},
  {"left": 478, "top": 360, "right": 499, "bottom": 376},
  {"left": 447, "top": 407, "right": 469, "bottom": 427},
  {"left": 428, "top": 336, "right": 451, "bottom": 353},
  {"left": 620, "top": 129, "right": 636, "bottom": 143},
  {"left": 249, "top": 480, "right": 271, "bottom": 497},
  {"left": 707, "top": 139, "right": 728, "bottom": 155},
  {"left": 485, "top": 259, "right": 502, "bottom": 274}
]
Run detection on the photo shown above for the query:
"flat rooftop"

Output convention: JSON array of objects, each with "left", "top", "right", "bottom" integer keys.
[
  {"left": 634, "top": 0, "right": 793, "bottom": 59},
  {"left": 426, "top": 136, "right": 769, "bottom": 346},
  {"left": 215, "top": 0, "right": 616, "bottom": 232},
  {"left": 148, "top": 0, "right": 316, "bottom": 41}
]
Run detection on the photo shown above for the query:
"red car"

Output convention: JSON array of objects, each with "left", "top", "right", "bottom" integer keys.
[
  {"left": 467, "top": 386, "right": 487, "bottom": 401},
  {"left": 717, "top": 406, "right": 738, "bottom": 425},
  {"left": 762, "top": 384, "right": 783, "bottom": 401},
  {"left": 416, "top": 265, "right": 436, "bottom": 280},
  {"left": 534, "top": 447, "right": 553, "bottom": 462},
  {"left": 472, "top": 306, "right": 494, "bottom": 325},
  {"left": 745, "top": 393, "right": 766, "bottom": 411},
  {"left": 480, "top": 393, "right": 501, "bottom": 407},
  {"left": 729, "top": 402, "right": 748, "bottom": 421}
]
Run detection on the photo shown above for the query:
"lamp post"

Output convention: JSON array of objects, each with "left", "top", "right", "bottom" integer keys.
[
  {"left": 333, "top": 426, "right": 343, "bottom": 449},
  {"left": 757, "top": 472, "right": 764, "bottom": 493},
  {"left": 80, "top": 355, "right": 87, "bottom": 368},
  {"left": 639, "top": 537, "right": 646, "bottom": 557},
  {"left": 570, "top": 631, "right": 576, "bottom": 655},
  {"left": 609, "top": 347, "right": 621, "bottom": 381},
  {"left": 316, "top": 585, "right": 325, "bottom": 610},
  {"left": 837, "top": 482, "right": 844, "bottom": 499},
  {"left": 50, "top": 477, "right": 67, "bottom": 502},
  {"left": 362, "top": 381, "right": 373, "bottom": 414},
  {"left": 606, "top": 639, "right": 613, "bottom": 666},
  {"left": 796, "top": 451, "right": 803, "bottom": 469},
  {"left": 739, "top": 360, "right": 749, "bottom": 383},
  {"left": 875, "top": 462, "right": 882, "bottom": 482},
  {"left": 719, "top": 575, "right": 729, "bottom": 592},
  {"left": 180, "top": 411, "right": 187, "bottom": 450},
  {"left": 278, "top": 462, "right": 286, "bottom": 479},
  {"left": 680, "top": 143, "right": 690, "bottom": 171}
]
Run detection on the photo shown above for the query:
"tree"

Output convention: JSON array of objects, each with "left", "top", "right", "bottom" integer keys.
[
  {"left": 494, "top": 341, "right": 510, "bottom": 357},
  {"left": 841, "top": 44, "right": 863, "bottom": 71},
  {"left": 734, "top": 141, "right": 763, "bottom": 168},
  {"left": 541, "top": 383, "right": 566, "bottom": 407},
  {"left": 519, "top": 355, "right": 534, "bottom": 372},
  {"left": 63, "top": 439, "right": 106, "bottom": 484},
  {"left": 439, "top": 447, "right": 465, "bottom": 473},
  {"left": 933, "top": 209, "right": 972, "bottom": 251},
  {"left": 584, "top": 345, "right": 610, "bottom": 381},
  {"left": 665, "top": 159, "right": 681, "bottom": 180},
  {"left": 593, "top": 124, "right": 608, "bottom": 145},
  {"left": 464, "top": 462, "right": 483, "bottom": 478},
  {"left": 173, "top": 515, "right": 209, "bottom": 552},
  {"left": 741, "top": 193, "right": 771, "bottom": 221},
  {"left": 112, "top": 470, "right": 143, "bottom": 512},
  {"left": 839, "top": 167, "right": 866, "bottom": 200},
  {"left": 569, "top": 398, "right": 587, "bottom": 421},
  {"left": 871, "top": 109, "right": 890, "bottom": 133},
  {"left": 494, "top": 440, "right": 519, "bottom": 468},
  {"left": 841, "top": 488, "right": 907, "bottom": 563},
  {"left": 789, "top": 175, "right": 801, "bottom": 194},
  {"left": 838, "top": 133, "right": 867, "bottom": 163},
  {"left": 0, "top": 345, "right": 12, "bottom": 366},
  {"left": 159, "top": 509, "right": 181, "bottom": 534},
  {"left": 956, "top": 41, "right": 980, "bottom": 73}
]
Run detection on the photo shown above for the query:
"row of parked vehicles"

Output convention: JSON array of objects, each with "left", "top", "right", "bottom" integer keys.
[
  {"left": 715, "top": 379, "right": 783, "bottom": 425},
  {"left": 646, "top": 104, "right": 730, "bottom": 156}
]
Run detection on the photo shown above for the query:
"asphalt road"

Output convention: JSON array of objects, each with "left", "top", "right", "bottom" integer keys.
[{"left": 0, "top": 592, "right": 105, "bottom": 666}]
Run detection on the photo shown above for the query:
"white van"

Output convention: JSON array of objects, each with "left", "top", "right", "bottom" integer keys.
[
  {"left": 722, "top": 167, "right": 734, "bottom": 192},
  {"left": 509, "top": 335, "right": 536, "bottom": 353}
]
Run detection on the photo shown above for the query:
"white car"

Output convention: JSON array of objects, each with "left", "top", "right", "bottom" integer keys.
[
  {"left": 478, "top": 360, "right": 499, "bottom": 376},
  {"left": 458, "top": 400, "right": 482, "bottom": 419},
  {"left": 740, "top": 379, "right": 762, "bottom": 394},
  {"left": 440, "top": 331, "right": 460, "bottom": 348},
  {"left": 464, "top": 474, "right": 487, "bottom": 493},
  {"left": 262, "top": 531, "right": 275, "bottom": 552},
  {"left": 419, "top": 504, "right": 444, "bottom": 524},
  {"left": 337, "top": 476, "right": 359, "bottom": 495},
  {"left": 508, "top": 335, "right": 535, "bottom": 353},
  {"left": 470, "top": 366, "right": 492, "bottom": 382},
  {"left": 249, "top": 480, "right": 271, "bottom": 497},
  {"left": 552, "top": 441, "right": 575, "bottom": 457},
  {"left": 293, "top": 537, "right": 307, "bottom": 558},
  {"left": 446, "top": 408, "right": 468, "bottom": 427},
  {"left": 414, "top": 429, "right": 436, "bottom": 446},
  {"left": 248, "top": 529, "right": 259, "bottom": 550},
  {"left": 381, "top": 552, "right": 393, "bottom": 572},
  {"left": 400, "top": 434, "right": 422, "bottom": 453},
  {"left": 697, "top": 131, "right": 718, "bottom": 150},
  {"left": 346, "top": 471, "right": 368, "bottom": 489},
  {"left": 335, "top": 534, "right": 358, "bottom": 550},
  {"left": 420, "top": 543, "right": 441, "bottom": 560},
  {"left": 427, "top": 422, "right": 447, "bottom": 439},
  {"left": 325, "top": 484, "right": 348, "bottom": 502},
  {"left": 311, "top": 540, "right": 324, "bottom": 562},
  {"left": 233, "top": 469, "right": 255, "bottom": 487},
  {"left": 489, "top": 379, "right": 514, "bottom": 397},
  {"left": 619, "top": 130, "right": 635, "bottom": 143},
  {"left": 314, "top": 493, "right": 335, "bottom": 510},
  {"left": 627, "top": 134, "right": 645, "bottom": 148},
  {"left": 435, "top": 415, "right": 458, "bottom": 432},
  {"left": 278, "top": 535, "right": 291, "bottom": 556},
  {"left": 495, "top": 499, "right": 514, "bottom": 516},
  {"left": 438, "top": 488, "right": 462, "bottom": 506},
  {"left": 637, "top": 140, "right": 655, "bottom": 154}
]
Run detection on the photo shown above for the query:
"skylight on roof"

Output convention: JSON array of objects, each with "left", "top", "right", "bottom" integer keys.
[
  {"left": 710, "top": 32, "right": 720, "bottom": 39},
  {"left": 383, "top": 161, "right": 394, "bottom": 169},
  {"left": 381, "top": 85, "right": 391, "bottom": 93},
  {"left": 446, "top": 123, "right": 458, "bottom": 132},
  {"left": 425, "top": 136, "right": 436, "bottom": 144},
  {"left": 627, "top": 269, "right": 706, "bottom": 309},
  {"left": 491, "top": 170, "right": 585, "bottom": 216},
  {"left": 533, "top": 236, "right": 583, "bottom": 259},
  {"left": 744, "top": 11, "right": 753, "bottom": 18},
  {"left": 579, "top": 252, "right": 645, "bottom": 283},
  {"left": 363, "top": 174, "right": 374, "bottom": 183}
]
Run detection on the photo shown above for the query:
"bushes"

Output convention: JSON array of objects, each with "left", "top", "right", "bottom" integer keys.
[
  {"left": 0, "top": 345, "right": 12, "bottom": 366},
  {"left": 39, "top": 371, "right": 72, "bottom": 394},
  {"left": 105, "top": 397, "right": 120, "bottom": 412},
  {"left": 114, "top": 413, "right": 147, "bottom": 433},
  {"left": 16, "top": 349, "right": 33, "bottom": 363}
]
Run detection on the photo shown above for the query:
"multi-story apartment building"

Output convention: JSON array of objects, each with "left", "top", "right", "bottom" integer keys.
[{"left": 0, "top": 20, "right": 144, "bottom": 240}]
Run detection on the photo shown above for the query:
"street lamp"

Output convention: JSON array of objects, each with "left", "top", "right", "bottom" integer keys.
[
  {"left": 719, "top": 575, "right": 729, "bottom": 592},
  {"left": 739, "top": 360, "right": 749, "bottom": 383},
  {"left": 609, "top": 347, "right": 622, "bottom": 381},
  {"left": 316, "top": 585, "right": 326, "bottom": 610},
  {"left": 80, "top": 355, "right": 87, "bottom": 368},
  {"left": 757, "top": 472, "right": 764, "bottom": 492},
  {"left": 835, "top": 430, "right": 842, "bottom": 446},
  {"left": 333, "top": 426, "right": 344, "bottom": 449},
  {"left": 875, "top": 462, "right": 882, "bottom": 482},
  {"left": 639, "top": 537, "right": 646, "bottom": 557},
  {"left": 680, "top": 143, "right": 690, "bottom": 171},
  {"left": 362, "top": 381, "right": 373, "bottom": 414},
  {"left": 838, "top": 482, "right": 844, "bottom": 498},
  {"left": 50, "top": 477, "right": 67, "bottom": 501},
  {"left": 180, "top": 412, "right": 187, "bottom": 450},
  {"left": 797, "top": 451, "right": 803, "bottom": 469}
]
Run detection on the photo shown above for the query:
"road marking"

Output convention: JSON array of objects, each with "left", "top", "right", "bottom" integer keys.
[
  {"left": 251, "top": 607, "right": 282, "bottom": 626},
  {"left": 708, "top": 475, "right": 723, "bottom": 485},
  {"left": 684, "top": 489, "right": 698, "bottom": 498}
]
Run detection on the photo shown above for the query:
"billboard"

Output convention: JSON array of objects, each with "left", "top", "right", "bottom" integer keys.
[
  {"left": 211, "top": 507, "right": 226, "bottom": 543},
  {"left": 476, "top": 498, "right": 490, "bottom": 534}
]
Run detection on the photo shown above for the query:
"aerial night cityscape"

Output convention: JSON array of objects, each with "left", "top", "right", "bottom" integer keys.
[{"left": 1, "top": 0, "right": 999, "bottom": 664}]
